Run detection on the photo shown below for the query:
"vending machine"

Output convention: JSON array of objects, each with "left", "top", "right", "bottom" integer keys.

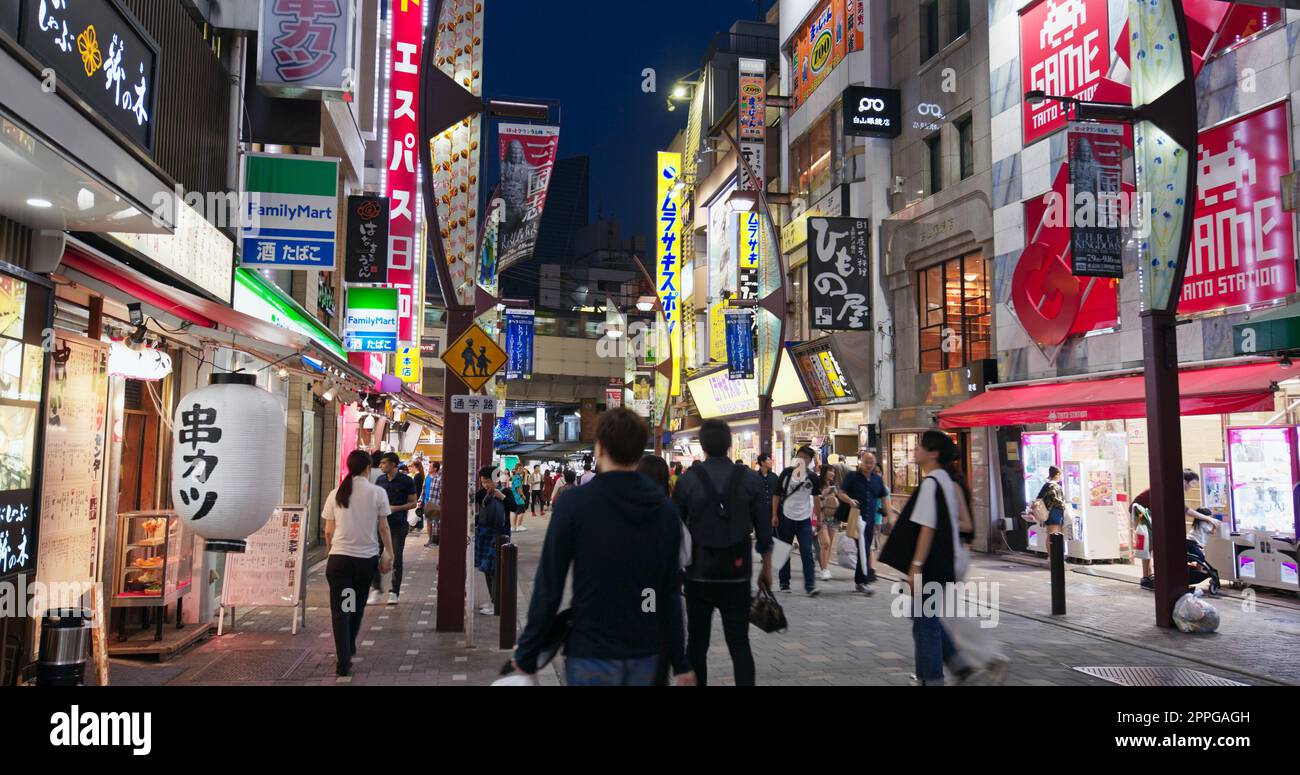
[
  {"left": 1022, "top": 432, "right": 1060, "bottom": 553},
  {"left": 1062, "top": 459, "right": 1124, "bottom": 561},
  {"left": 1225, "top": 427, "right": 1300, "bottom": 593}
]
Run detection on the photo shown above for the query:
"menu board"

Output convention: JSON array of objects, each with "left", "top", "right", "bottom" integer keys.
[
  {"left": 108, "top": 198, "right": 235, "bottom": 303},
  {"left": 1088, "top": 468, "right": 1115, "bottom": 507},
  {"left": 221, "top": 505, "right": 308, "bottom": 607},
  {"left": 790, "top": 339, "right": 855, "bottom": 406},
  {"left": 36, "top": 336, "right": 109, "bottom": 605}
]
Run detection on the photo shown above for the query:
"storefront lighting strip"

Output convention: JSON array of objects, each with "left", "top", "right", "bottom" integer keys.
[{"left": 234, "top": 268, "right": 346, "bottom": 361}]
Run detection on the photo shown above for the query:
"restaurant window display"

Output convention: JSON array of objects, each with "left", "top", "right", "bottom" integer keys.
[{"left": 917, "top": 252, "right": 991, "bottom": 373}]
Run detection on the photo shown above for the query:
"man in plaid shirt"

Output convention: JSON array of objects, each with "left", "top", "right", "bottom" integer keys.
[{"left": 421, "top": 461, "right": 442, "bottom": 547}]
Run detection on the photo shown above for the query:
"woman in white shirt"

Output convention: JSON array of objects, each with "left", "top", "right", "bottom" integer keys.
[
  {"left": 903, "top": 430, "right": 1006, "bottom": 686},
  {"left": 323, "top": 449, "right": 395, "bottom": 677}
]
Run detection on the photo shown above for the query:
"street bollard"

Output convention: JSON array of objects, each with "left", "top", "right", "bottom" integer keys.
[
  {"left": 494, "top": 534, "right": 508, "bottom": 615},
  {"left": 1049, "top": 533, "right": 1066, "bottom": 615},
  {"left": 498, "top": 543, "right": 518, "bottom": 650}
]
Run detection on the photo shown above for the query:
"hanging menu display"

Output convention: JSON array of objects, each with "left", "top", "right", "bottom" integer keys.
[
  {"left": 36, "top": 335, "right": 109, "bottom": 606},
  {"left": 221, "top": 505, "right": 308, "bottom": 607},
  {"left": 790, "top": 338, "right": 856, "bottom": 406}
]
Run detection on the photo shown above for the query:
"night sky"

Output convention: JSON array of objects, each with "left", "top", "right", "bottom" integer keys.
[{"left": 482, "top": 0, "right": 766, "bottom": 248}]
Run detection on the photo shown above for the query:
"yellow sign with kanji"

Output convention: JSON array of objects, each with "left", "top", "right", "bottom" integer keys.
[
  {"left": 440, "top": 324, "right": 506, "bottom": 392},
  {"left": 397, "top": 347, "right": 421, "bottom": 384}
]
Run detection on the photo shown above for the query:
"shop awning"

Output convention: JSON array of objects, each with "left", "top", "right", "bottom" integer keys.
[
  {"left": 398, "top": 387, "right": 443, "bottom": 430},
  {"left": 938, "top": 360, "right": 1300, "bottom": 429}
]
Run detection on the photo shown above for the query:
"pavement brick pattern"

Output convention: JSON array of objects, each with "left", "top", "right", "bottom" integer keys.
[{"left": 112, "top": 515, "right": 1297, "bottom": 687}]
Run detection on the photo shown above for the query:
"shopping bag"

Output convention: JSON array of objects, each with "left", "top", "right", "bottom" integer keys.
[
  {"left": 378, "top": 569, "right": 393, "bottom": 593},
  {"left": 836, "top": 534, "right": 858, "bottom": 570},
  {"left": 769, "top": 538, "right": 793, "bottom": 572},
  {"left": 844, "top": 508, "right": 862, "bottom": 539},
  {"left": 1030, "top": 498, "right": 1049, "bottom": 523}
]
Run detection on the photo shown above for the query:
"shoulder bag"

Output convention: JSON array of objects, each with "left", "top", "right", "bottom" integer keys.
[{"left": 876, "top": 475, "right": 957, "bottom": 584}]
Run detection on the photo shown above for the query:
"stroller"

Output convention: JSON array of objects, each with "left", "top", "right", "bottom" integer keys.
[{"left": 1185, "top": 537, "right": 1222, "bottom": 595}]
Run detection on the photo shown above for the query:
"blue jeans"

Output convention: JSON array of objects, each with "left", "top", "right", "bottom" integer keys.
[
  {"left": 912, "top": 612, "right": 959, "bottom": 685},
  {"left": 565, "top": 656, "right": 659, "bottom": 686},
  {"left": 1046, "top": 506, "right": 1065, "bottom": 526},
  {"left": 777, "top": 516, "right": 817, "bottom": 591}
]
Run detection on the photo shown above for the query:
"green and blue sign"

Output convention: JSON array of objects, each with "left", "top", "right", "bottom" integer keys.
[
  {"left": 241, "top": 153, "right": 340, "bottom": 270},
  {"left": 344, "top": 287, "right": 399, "bottom": 353}
]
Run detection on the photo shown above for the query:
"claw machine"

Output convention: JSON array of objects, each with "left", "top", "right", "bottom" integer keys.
[
  {"left": 1225, "top": 427, "right": 1300, "bottom": 593},
  {"left": 1199, "top": 462, "right": 1236, "bottom": 580},
  {"left": 1061, "top": 458, "right": 1124, "bottom": 560},
  {"left": 1022, "top": 432, "right": 1060, "bottom": 553}
]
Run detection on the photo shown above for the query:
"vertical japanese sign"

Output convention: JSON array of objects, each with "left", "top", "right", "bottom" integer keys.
[
  {"left": 386, "top": 0, "right": 423, "bottom": 342},
  {"left": 738, "top": 57, "right": 766, "bottom": 193},
  {"left": 241, "top": 153, "right": 340, "bottom": 270},
  {"left": 18, "top": 0, "right": 158, "bottom": 150},
  {"left": 497, "top": 124, "right": 561, "bottom": 271},
  {"left": 504, "top": 308, "right": 535, "bottom": 380},
  {"left": 1182, "top": 101, "right": 1297, "bottom": 315},
  {"left": 807, "top": 217, "right": 871, "bottom": 330},
  {"left": 397, "top": 347, "right": 421, "bottom": 383},
  {"left": 1068, "top": 122, "right": 1125, "bottom": 278},
  {"left": 344, "top": 195, "right": 391, "bottom": 283},
  {"left": 1020, "top": 0, "right": 1113, "bottom": 145},
  {"left": 605, "top": 387, "right": 623, "bottom": 409},
  {"left": 738, "top": 212, "right": 763, "bottom": 301},
  {"left": 790, "top": 0, "right": 863, "bottom": 110},
  {"left": 344, "top": 287, "right": 400, "bottom": 352},
  {"left": 657, "top": 152, "right": 683, "bottom": 396},
  {"left": 258, "top": 0, "right": 357, "bottom": 97},
  {"left": 725, "top": 307, "right": 755, "bottom": 380}
]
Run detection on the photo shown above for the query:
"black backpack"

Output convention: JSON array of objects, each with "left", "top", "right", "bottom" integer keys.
[{"left": 684, "top": 463, "right": 750, "bottom": 581}]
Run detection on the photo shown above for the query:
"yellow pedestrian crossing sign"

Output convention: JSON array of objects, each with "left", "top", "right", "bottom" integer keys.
[{"left": 441, "top": 323, "right": 506, "bottom": 392}]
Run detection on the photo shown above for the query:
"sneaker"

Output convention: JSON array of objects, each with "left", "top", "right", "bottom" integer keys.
[
  {"left": 854, "top": 583, "right": 875, "bottom": 596},
  {"left": 387, "top": 592, "right": 399, "bottom": 605},
  {"left": 779, "top": 585, "right": 792, "bottom": 594},
  {"left": 516, "top": 526, "right": 528, "bottom": 533},
  {"left": 819, "top": 569, "right": 832, "bottom": 581},
  {"left": 983, "top": 657, "right": 1010, "bottom": 685},
  {"left": 366, "top": 589, "right": 383, "bottom": 606},
  {"left": 806, "top": 588, "right": 820, "bottom": 597},
  {"left": 477, "top": 603, "right": 494, "bottom": 615},
  {"left": 1139, "top": 576, "right": 1155, "bottom": 590}
]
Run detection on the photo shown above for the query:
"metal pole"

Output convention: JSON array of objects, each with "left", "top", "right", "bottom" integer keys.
[
  {"left": 1144, "top": 310, "right": 1189, "bottom": 626},
  {"left": 1049, "top": 533, "right": 1066, "bottom": 615},
  {"left": 437, "top": 309, "right": 473, "bottom": 633},
  {"left": 465, "top": 413, "right": 479, "bottom": 647},
  {"left": 499, "top": 543, "right": 517, "bottom": 650}
]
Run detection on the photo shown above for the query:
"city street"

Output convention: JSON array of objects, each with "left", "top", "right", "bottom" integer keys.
[{"left": 108, "top": 524, "right": 1296, "bottom": 687}]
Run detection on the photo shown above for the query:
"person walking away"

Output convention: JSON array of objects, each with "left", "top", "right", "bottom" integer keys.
[
  {"left": 816, "top": 464, "right": 841, "bottom": 581},
  {"left": 530, "top": 464, "right": 544, "bottom": 516},
  {"left": 551, "top": 469, "right": 577, "bottom": 506},
  {"left": 421, "top": 461, "right": 442, "bottom": 546},
  {"left": 323, "top": 450, "right": 394, "bottom": 677},
  {"left": 839, "top": 452, "right": 891, "bottom": 594},
  {"left": 1131, "top": 469, "right": 1200, "bottom": 590},
  {"left": 542, "top": 465, "right": 557, "bottom": 513},
  {"left": 474, "top": 467, "right": 511, "bottom": 615},
  {"left": 1037, "top": 467, "right": 1066, "bottom": 539},
  {"left": 673, "top": 419, "right": 773, "bottom": 686},
  {"left": 578, "top": 456, "right": 596, "bottom": 486},
  {"left": 512, "top": 410, "right": 694, "bottom": 686},
  {"left": 893, "top": 431, "right": 1006, "bottom": 685},
  {"left": 637, "top": 454, "right": 688, "bottom": 686},
  {"left": 370, "top": 452, "right": 418, "bottom": 605},
  {"left": 774, "top": 446, "right": 822, "bottom": 596},
  {"left": 410, "top": 460, "right": 426, "bottom": 532}
]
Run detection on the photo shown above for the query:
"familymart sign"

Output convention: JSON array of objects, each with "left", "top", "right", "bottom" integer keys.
[{"left": 241, "top": 153, "right": 340, "bottom": 270}]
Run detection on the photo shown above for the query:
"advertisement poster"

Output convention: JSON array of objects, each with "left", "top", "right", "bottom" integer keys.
[
  {"left": 1019, "top": 0, "right": 1116, "bottom": 145},
  {"left": 386, "top": 0, "right": 423, "bottom": 340},
  {"left": 222, "top": 505, "right": 308, "bottom": 608},
  {"left": 258, "top": 0, "right": 354, "bottom": 96},
  {"left": 1067, "top": 122, "right": 1125, "bottom": 279},
  {"left": 497, "top": 124, "right": 560, "bottom": 271},
  {"left": 738, "top": 212, "right": 763, "bottom": 301},
  {"left": 505, "top": 308, "right": 535, "bottom": 380},
  {"left": 631, "top": 371, "right": 653, "bottom": 418},
  {"left": 240, "top": 154, "right": 340, "bottom": 271},
  {"left": 36, "top": 336, "right": 109, "bottom": 603},
  {"left": 343, "top": 195, "right": 390, "bottom": 284},
  {"left": 792, "top": 340, "right": 854, "bottom": 405},
  {"left": 1181, "top": 101, "right": 1297, "bottom": 315},
  {"left": 656, "top": 152, "right": 683, "bottom": 396},
  {"left": 807, "top": 217, "right": 871, "bottom": 330},
  {"left": 344, "top": 287, "right": 399, "bottom": 353},
  {"left": 605, "top": 387, "right": 623, "bottom": 410},
  {"left": 1087, "top": 468, "right": 1115, "bottom": 507},
  {"left": 724, "top": 307, "right": 755, "bottom": 380},
  {"left": 791, "top": 0, "right": 863, "bottom": 110}
]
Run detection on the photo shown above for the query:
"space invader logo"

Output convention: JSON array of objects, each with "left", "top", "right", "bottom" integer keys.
[
  {"left": 1197, "top": 127, "right": 1256, "bottom": 207},
  {"left": 1039, "top": 0, "right": 1087, "bottom": 50}
]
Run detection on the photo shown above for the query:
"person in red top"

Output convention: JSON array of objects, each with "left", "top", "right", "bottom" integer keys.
[
  {"left": 541, "top": 465, "right": 558, "bottom": 513},
  {"left": 1132, "top": 469, "right": 1200, "bottom": 589}
]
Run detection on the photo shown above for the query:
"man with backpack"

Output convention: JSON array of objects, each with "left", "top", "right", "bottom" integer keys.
[
  {"left": 775, "top": 446, "right": 822, "bottom": 596},
  {"left": 672, "top": 419, "right": 773, "bottom": 686}
]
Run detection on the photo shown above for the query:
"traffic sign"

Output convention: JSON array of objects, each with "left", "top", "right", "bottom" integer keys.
[
  {"left": 449, "top": 395, "right": 495, "bottom": 414},
  {"left": 440, "top": 323, "right": 506, "bottom": 392}
]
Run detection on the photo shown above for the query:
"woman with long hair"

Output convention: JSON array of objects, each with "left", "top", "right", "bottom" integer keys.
[
  {"left": 637, "top": 454, "right": 671, "bottom": 494},
  {"left": 891, "top": 430, "right": 1005, "bottom": 685},
  {"left": 816, "top": 464, "right": 841, "bottom": 580},
  {"left": 322, "top": 449, "right": 395, "bottom": 677}
]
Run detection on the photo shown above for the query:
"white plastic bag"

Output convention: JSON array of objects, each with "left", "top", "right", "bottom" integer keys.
[
  {"left": 491, "top": 672, "right": 539, "bottom": 686},
  {"left": 407, "top": 511, "right": 420, "bottom": 528},
  {"left": 836, "top": 534, "right": 858, "bottom": 571},
  {"left": 1132, "top": 523, "right": 1151, "bottom": 560},
  {"left": 1172, "top": 590, "right": 1220, "bottom": 633}
]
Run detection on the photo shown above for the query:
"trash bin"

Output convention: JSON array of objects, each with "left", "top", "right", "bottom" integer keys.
[{"left": 37, "top": 608, "right": 92, "bottom": 686}]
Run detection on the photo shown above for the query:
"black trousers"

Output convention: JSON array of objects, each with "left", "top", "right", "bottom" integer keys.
[
  {"left": 685, "top": 581, "right": 755, "bottom": 686},
  {"left": 373, "top": 516, "right": 409, "bottom": 595},
  {"left": 326, "top": 554, "right": 379, "bottom": 667},
  {"left": 482, "top": 570, "right": 497, "bottom": 609}
]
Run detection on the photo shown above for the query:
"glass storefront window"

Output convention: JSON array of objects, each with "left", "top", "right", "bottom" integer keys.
[
  {"left": 791, "top": 109, "right": 843, "bottom": 206},
  {"left": 916, "top": 252, "right": 991, "bottom": 372}
]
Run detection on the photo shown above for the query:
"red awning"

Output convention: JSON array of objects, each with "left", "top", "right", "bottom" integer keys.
[{"left": 939, "top": 361, "right": 1300, "bottom": 429}]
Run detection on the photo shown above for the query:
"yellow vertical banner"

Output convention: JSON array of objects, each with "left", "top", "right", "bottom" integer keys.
[
  {"left": 656, "top": 152, "right": 683, "bottom": 396},
  {"left": 709, "top": 298, "right": 728, "bottom": 362},
  {"left": 397, "top": 347, "right": 422, "bottom": 384}
]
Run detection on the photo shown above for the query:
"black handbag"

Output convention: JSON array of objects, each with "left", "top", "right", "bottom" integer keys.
[
  {"left": 749, "top": 588, "right": 788, "bottom": 633},
  {"left": 877, "top": 475, "right": 957, "bottom": 584}
]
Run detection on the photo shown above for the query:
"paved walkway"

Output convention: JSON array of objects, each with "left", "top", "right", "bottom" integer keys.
[{"left": 111, "top": 512, "right": 1297, "bottom": 686}]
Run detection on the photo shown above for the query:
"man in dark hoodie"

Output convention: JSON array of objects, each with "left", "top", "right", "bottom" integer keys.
[
  {"left": 673, "top": 419, "right": 773, "bottom": 686},
  {"left": 512, "top": 408, "right": 694, "bottom": 686}
]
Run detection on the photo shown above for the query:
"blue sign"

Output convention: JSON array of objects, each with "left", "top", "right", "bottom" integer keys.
[
  {"left": 724, "top": 308, "right": 755, "bottom": 380},
  {"left": 505, "top": 309, "right": 535, "bottom": 380}
]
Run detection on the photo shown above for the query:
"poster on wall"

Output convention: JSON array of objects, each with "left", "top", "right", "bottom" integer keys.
[
  {"left": 1067, "top": 122, "right": 1125, "bottom": 279},
  {"left": 791, "top": 0, "right": 864, "bottom": 110},
  {"left": 505, "top": 308, "right": 535, "bottom": 380},
  {"left": 36, "top": 335, "right": 109, "bottom": 607},
  {"left": 497, "top": 124, "right": 561, "bottom": 272},
  {"left": 807, "top": 217, "right": 871, "bottom": 330},
  {"left": 725, "top": 307, "right": 755, "bottom": 380},
  {"left": 1181, "top": 101, "right": 1297, "bottom": 315}
]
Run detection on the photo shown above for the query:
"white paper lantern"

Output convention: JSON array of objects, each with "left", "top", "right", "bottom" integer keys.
[{"left": 171, "top": 373, "right": 286, "bottom": 552}]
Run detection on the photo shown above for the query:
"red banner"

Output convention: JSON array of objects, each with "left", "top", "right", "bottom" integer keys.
[
  {"left": 1020, "top": 0, "right": 1121, "bottom": 146},
  {"left": 385, "top": 0, "right": 422, "bottom": 343},
  {"left": 1181, "top": 101, "right": 1297, "bottom": 315},
  {"left": 496, "top": 123, "right": 560, "bottom": 272}
]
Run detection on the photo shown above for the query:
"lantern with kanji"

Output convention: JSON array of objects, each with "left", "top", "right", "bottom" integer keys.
[{"left": 171, "top": 373, "right": 286, "bottom": 552}]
